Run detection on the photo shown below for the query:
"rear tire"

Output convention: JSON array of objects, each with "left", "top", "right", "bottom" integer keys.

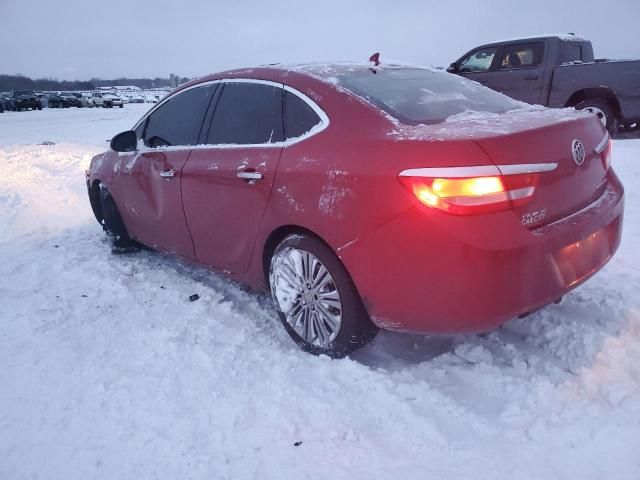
[
  {"left": 574, "top": 98, "right": 617, "bottom": 134},
  {"left": 269, "top": 234, "right": 378, "bottom": 358}
]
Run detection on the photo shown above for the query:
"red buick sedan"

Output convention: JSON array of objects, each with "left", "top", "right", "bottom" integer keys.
[{"left": 86, "top": 63, "right": 624, "bottom": 357}]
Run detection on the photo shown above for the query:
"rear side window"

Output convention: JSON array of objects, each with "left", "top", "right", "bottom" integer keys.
[
  {"left": 337, "top": 68, "right": 521, "bottom": 125},
  {"left": 207, "top": 83, "right": 284, "bottom": 145},
  {"left": 560, "top": 44, "right": 583, "bottom": 64},
  {"left": 498, "top": 43, "right": 545, "bottom": 69},
  {"left": 143, "top": 84, "right": 215, "bottom": 147},
  {"left": 284, "top": 91, "right": 321, "bottom": 139}
]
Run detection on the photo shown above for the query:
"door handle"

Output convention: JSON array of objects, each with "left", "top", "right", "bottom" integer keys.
[
  {"left": 476, "top": 79, "right": 488, "bottom": 84},
  {"left": 524, "top": 74, "right": 539, "bottom": 80},
  {"left": 160, "top": 169, "right": 176, "bottom": 178},
  {"left": 237, "top": 171, "right": 264, "bottom": 181}
]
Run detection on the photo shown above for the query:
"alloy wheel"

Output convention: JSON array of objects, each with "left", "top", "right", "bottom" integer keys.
[
  {"left": 270, "top": 247, "right": 342, "bottom": 347},
  {"left": 583, "top": 106, "right": 607, "bottom": 127}
]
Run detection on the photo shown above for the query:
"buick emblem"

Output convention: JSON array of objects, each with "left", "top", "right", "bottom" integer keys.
[{"left": 571, "top": 139, "right": 586, "bottom": 166}]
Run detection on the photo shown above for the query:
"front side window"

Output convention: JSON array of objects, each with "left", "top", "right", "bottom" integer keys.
[
  {"left": 498, "top": 43, "right": 545, "bottom": 69},
  {"left": 459, "top": 47, "right": 498, "bottom": 73},
  {"left": 284, "top": 91, "right": 321, "bottom": 140},
  {"left": 337, "top": 68, "right": 521, "bottom": 125},
  {"left": 206, "top": 83, "right": 284, "bottom": 145},
  {"left": 143, "top": 84, "right": 215, "bottom": 147}
]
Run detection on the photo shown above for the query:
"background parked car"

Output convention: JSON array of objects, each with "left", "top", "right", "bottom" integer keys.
[
  {"left": 0, "top": 93, "right": 16, "bottom": 111},
  {"left": 104, "top": 93, "right": 124, "bottom": 108},
  {"left": 12, "top": 90, "right": 41, "bottom": 111},
  {"left": 59, "top": 93, "right": 81, "bottom": 108},
  {"left": 91, "top": 91, "right": 120, "bottom": 108}
]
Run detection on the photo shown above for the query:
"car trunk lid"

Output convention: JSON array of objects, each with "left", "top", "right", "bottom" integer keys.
[{"left": 472, "top": 110, "right": 610, "bottom": 228}]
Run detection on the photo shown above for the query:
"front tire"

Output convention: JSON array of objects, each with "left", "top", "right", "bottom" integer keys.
[
  {"left": 269, "top": 234, "right": 377, "bottom": 358},
  {"left": 574, "top": 98, "right": 617, "bottom": 134},
  {"left": 99, "top": 184, "right": 136, "bottom": 250}
]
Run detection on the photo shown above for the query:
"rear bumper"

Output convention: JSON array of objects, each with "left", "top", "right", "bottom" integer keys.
[{"left": 339, "top": 171, "right": 624, "bottom": 334}]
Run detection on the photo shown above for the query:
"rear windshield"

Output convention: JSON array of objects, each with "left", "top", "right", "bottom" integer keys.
[{"left": 336, "top": 68, "right": 521, "bottom": 125}]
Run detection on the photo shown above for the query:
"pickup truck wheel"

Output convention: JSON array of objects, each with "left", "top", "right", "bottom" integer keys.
[{"left": 574, "top": 99, "right": 617, "bottom": 134}]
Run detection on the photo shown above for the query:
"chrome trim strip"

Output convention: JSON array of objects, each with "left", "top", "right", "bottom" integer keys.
[
  {"left": 594, "top": 132, "right": 610, "bottom": 154},
  {"left": 399, "top": 163, "right": 557, "bottom": 178},
  {"left": 399, "top": 165, "right": 500, "bottom": 178},
  {"left": 497, "top": 163, "right": 558, "bottom": 175}
]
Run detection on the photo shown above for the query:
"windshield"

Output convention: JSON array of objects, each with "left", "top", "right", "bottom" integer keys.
[
  {"left": 336, "top": 68, "right": 522, "bottom": 125},
  {"left": 14, "top": 90, "right": 34, "bottom": 96}
]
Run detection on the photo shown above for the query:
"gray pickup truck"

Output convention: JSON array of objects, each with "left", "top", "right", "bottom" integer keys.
[{"left": 448, "top": 34, "right": 640, "bottom": 133}]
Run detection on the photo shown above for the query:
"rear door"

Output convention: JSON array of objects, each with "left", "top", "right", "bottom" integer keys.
[
  {"left": 116, "top": 83, "right": 216, "bottom": 257},
  {"left": 181, "top": 81, "right": 284, "bottom": 274},
  {"left": 485, "top": 42, "right": 547, "bottom": 105}
]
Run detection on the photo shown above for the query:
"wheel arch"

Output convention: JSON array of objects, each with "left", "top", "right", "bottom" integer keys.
[
  {"left": 565, "top": 87, "right": 622, "bottom": 118},
  {"left": 261, "top": 224, "right": 336, "bottom": 286}
]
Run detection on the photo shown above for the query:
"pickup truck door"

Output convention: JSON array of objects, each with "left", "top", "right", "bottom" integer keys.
[
  {"left": 456, "top": 45, "right": 500, "bottom": 90},
  {"left": 479, "top": 42, "right": 547, "bottom": 105}
]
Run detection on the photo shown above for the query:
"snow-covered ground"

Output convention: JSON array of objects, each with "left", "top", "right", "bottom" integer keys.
[{"left": 0, "top": 106, "right": 639, "bottom": 479}]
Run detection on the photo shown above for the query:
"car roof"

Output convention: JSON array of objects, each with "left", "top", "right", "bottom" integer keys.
[{"left": 177, "top": 62, "right": 433, "bottom": 94}]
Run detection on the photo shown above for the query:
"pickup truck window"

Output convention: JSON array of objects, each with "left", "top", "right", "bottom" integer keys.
[
  {"left": 459, "top": 47, "right": 498, "bottom": 73},
  {"left": 338, "top": 68, "right": 521, "bottom": 125},
  {"left": 498, "top": 43, "right": 544, "bottom": 69}
]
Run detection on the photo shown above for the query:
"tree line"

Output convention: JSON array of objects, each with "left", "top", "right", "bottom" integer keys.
[{"left": 0, "top": 74, "right": 177, "bottom": 92}]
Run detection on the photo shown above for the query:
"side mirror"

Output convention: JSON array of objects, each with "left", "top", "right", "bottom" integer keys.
[
  {"left": 110, "top": 130, "right": 137, "bottom": 152},
  {"left": 446, "top": 62, "right": 459, "bottom": 74}
]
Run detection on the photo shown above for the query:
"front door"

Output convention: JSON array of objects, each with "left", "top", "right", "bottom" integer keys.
[
  {"left": 457, "top": 45, "right": 500, "bottom": 90},
  {"left": 116, "top": 83, "right": 216, "bottom": 258},
  {"left": 181, "top": 81, "right": 285, "bottom": 274},
  {"left": 484, "top": 42, "right": 547, "bottom": 105},
  {"left": 119, "top": 149, "right": 194, "bottom": 256}
]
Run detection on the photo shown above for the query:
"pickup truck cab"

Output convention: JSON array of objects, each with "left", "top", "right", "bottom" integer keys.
[{"left": 448, "top": 34, "right": 640, "bottom": 132}]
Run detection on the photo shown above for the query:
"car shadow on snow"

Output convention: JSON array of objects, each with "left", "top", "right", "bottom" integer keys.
[
  {"left": 111, "top": 237, "right": 631, "bottom": 377},
  {"left": 41, "top": 225, "right": 630, "bottom": 378}
]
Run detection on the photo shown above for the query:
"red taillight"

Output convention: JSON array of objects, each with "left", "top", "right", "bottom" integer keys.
[{"left": 399, "top": 165, "right": 548, "bottom": 215}]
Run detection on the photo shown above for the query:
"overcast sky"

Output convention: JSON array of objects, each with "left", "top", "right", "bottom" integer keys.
[{"left": 1, "top": 0, "right": 639, "bottom": 80}]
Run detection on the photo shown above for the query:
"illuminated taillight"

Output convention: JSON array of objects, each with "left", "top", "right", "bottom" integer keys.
[{"left": 398, "top": 163, "right": 556, "bottom": 215}]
